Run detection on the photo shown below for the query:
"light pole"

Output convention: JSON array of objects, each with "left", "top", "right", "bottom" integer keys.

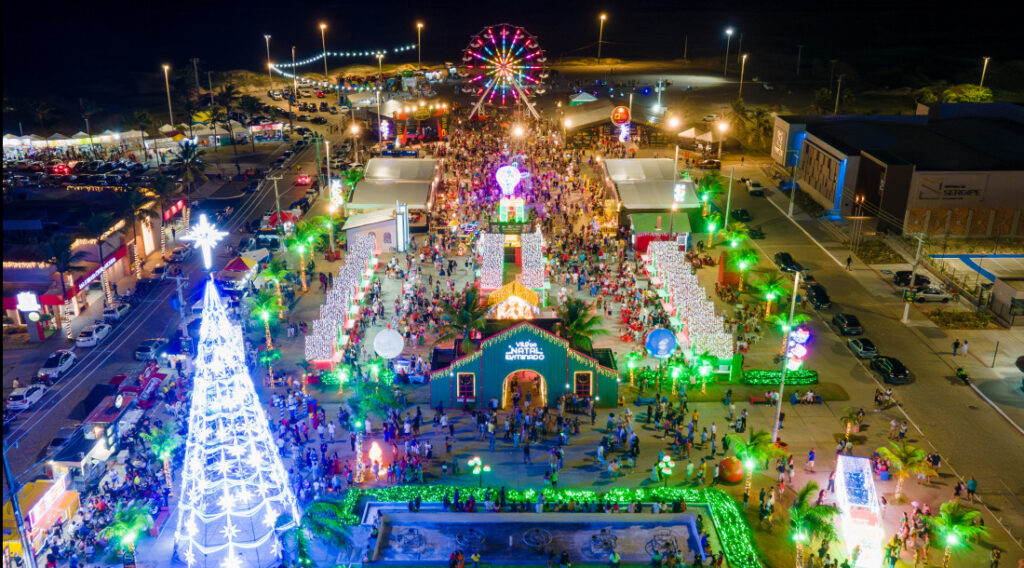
[
  {"left": 796, "top": 45, "right": 803, "bottom": 76},
  {"left": 319, "top": 23, "right": 329, "bottom": 84},
  {"left": 264, "top": 35, "right": 273, "bottom": 88},
  {"left": 597, "top": 14, "right": 607, "bottom": 63},
  {"left": 787, "top": 150, "right": 801, "bottom": 217},
  {"left": 980, "top": 57, "right": 991, "bottom": 87},
  {"left": 716, "top": 121, "right": 728, "bottom": 159},
  {"left": 902, "top": 234, "right": 925, "bottom": 323},
  {"left": 376, "top": 53, "right": 384, "bottom": 145},
  {"left": 834, "top": 74, "right": 845, "bottom": 115},
  {"left": 416, "top": 22, "right": 424, "bottom": 68},
  {"left": 161, "top": 65, "right": 174, "bottom": 128},
  {"left": 3, "top": 444, "right": 38, "bottom": 568},
  {"left": 723, "top": 28, "right": 734, "bottom": 77},
  {"left": 738, "top": 54, "right": 748, "bottom": 98},
  {"left": 771, "top": 271, "right": 801, "bottom": 443},
  {"left": 563, "top": 118, "right": 571, "bottom": 141},
  {"left": 669, "top": 202, "right": 678, "bottom": 235},
  {"left": 351, "top": 123, "right": 361, "bottom": 163},
  {"left": 327, "top": 203, "right": 337, "bottom": 254},
  {"left": 736, "top": 33, "right": 743, "bottom": 63},
  {"left": 324, "top": 139, "right": 331, "bottom": 188}
]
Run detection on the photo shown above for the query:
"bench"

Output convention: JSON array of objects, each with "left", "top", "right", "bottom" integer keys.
[
  {"left": 790, "top": 394, "right": 823, "bottom": 405},
  {"left": 749, "top": 396, "right": 768, "bottom": 405},
  {"left": 636, "top": 396, "right": 658, "bottom": 406},
  {"left": 149, "top": 507, "right": 171, "bottom": 537}
]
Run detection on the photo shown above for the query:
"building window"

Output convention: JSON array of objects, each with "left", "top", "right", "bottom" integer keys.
[
  {"left": 457, "top": 373, "right": 476, "bottom": 400},
  {"left": 383, "top": 232, "right": 392, "bottom": 244},
  {"left": 574, "top": 371, "right": 592, "bottom": 398}
]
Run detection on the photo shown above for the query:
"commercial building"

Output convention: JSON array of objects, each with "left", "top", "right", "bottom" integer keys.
[
  {"left": 347, "top": 158, "right": 439, "bottom": 212},
  {"left": 771, "top": 103, "right": 1024, "bottom": 236}
]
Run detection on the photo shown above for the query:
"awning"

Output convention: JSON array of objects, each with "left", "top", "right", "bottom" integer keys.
[
  {"left": 223, "top": 256, "right": 257, "bottom": 272},
  {"left": 266, "top": 211, "right": 298, "bottom": 227}
]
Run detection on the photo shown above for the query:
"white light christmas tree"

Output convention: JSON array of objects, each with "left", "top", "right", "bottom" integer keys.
[
  {"left": 479, "top": 233, "right": 504, "bottom": 290},
  {"left": 304, "top": 234, "right": 376, "bottom": 363},
  {"left": 521, "top": 229, "right": 545, "bottom": 289},
  {"left": 174, "top": 279, "right": 300, "bottom": 568}
]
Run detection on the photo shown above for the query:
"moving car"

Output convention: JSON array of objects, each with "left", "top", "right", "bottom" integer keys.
[
  {"left": 38, "top": 350, "right": 77, "bottom": 380},
  {"left": 6, "top": 385, "right": 47, "bottom": 411},
  {"left": 296, "top": 174, "right": 312, "bottom": 185},
  {"left": 847, "top": 338, "right": 878, "bottom": 358},
  {"left": 870, "top": 356, "right": 911, "bottom": 384},
  {"left": 914, "top": 286, "right": 953, "bottom": 303},
  {"left": 103, "top": 302, "right": 131, "bottom": 322},
  {"left": 806, "top": 283, "right": 831, "bottom": 309},
  {"left": 697, "top": 159, "right": 721, "bottom": 169},
  {"left": 832, "top": 312, "right": 864, "bottom": 335},
  {"left": 745, "top": 180, "right": 764, "bottom": 196},
  {"left": 135, "top": 338, "right": 168, "bottom": 360},
  {"left": 76, "top": 323, "right": 112, "bottom": 347},
  {"left": 894, "top": 271, "right": 931, "bottom": 287},
  {"left": 774, "top": 252, "right": 804, "bottom": 273},
  {"left": 731, "top": 209, "right": 752, "bottom": 222}
]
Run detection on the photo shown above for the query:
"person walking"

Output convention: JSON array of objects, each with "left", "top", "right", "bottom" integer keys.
[
  {"left": 952, "top": 339, "right": 960, "bottom": 356},
  {"left": 961, "top": 340, "right": 969, "bottom": 357},
  {"left": 845, "top": 256, "right": 852, "bottom": 270},
  {"left": 966, "top": 476, "right": 978, "bottom": 503}
]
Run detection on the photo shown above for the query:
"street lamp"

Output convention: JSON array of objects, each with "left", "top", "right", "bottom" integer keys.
[
  {"left": 723, "top": 28, "right": 734, "bottom": 77},
  {"left": 717, "top": 121, "right": 728, "bottom": 159},
  {"left": 739, "top": 54, "right": 748, "bottom": 98},
  {"left": 562, "top": 118, "right": 572, "bottom": 141},
  {"left": 468, "top": 456, "right": 491, "bottom": 487},
  {"left": 598, "top": 13, "right": 607, "bottom": 63},
  {"left": 376, "top": 53, "right": 384, "bottom": 145},
  {"left": 667, "top": 116, "right": 680, "bottom": 129},
  {"left": 669, "top": 202, "right": 678, "bottom": 235},
  {"left": 416, "top": 22, "right": 424, "bottom": 68},
  {"left": 326, "top": 203, "right": 337, "bottom": 254},
  {"left": 980, "top": 56, "right": 991, "bottom": 87},
  {"left": 319, "top": 23, "right": 329, "bottom": 84},
  {"left": 162, "top": 64, "right": 174, "bottom": 127},
  {"left": 350, "top": 123, "right": 361, "bottom": 163},
  {"left": 512, "top": 125, "right": 524, "bottom": 138},
  {"left": 264, "top": 35, "right": 273, "bottom": 88}
]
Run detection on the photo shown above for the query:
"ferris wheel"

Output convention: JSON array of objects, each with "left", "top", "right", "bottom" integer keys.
[{"left": 462, "top": 24, "right": 549, "bottom": 119}]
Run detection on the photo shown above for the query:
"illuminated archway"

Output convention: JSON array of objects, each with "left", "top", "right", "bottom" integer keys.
[{"left": 501, "top": 369, "right": 547, "bottom": 409}]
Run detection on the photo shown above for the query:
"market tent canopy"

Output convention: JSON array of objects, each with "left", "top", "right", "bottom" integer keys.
[
  {"left": 629, "top": 212, "right": 692, "bottom": 234},
  {"left": 562, "top": 100, "right": 616, "bottom": 130},
  {"left": 678, "top": 128, "right": 698, "bottom": 139},
  {"left": 47, "top": 133, "right": 67, "bottom": 140},
  {"left": 342, "top": 207, "right": 396, "bottom": 231},
  {"left": 71, "top": 132, "right": 90, "bottom": 139},
  {"left": 569, "top": 92, "right": 598, "bottom": 105},
  {"left": 363, "top": 158, "right": 438, "bottom": 181},
  {"left": 223, "top": 256, "right": 257, "bottom": 272}
]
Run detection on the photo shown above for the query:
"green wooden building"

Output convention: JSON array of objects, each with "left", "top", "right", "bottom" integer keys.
[{"left": 429, "top": 322, "right": 619, "bottom": 410}]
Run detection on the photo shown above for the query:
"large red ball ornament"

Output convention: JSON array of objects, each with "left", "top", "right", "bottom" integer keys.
[
  {"left": 719, "top": 456, "right": 745, "bottom": 483},
  {"left": 610, "top": 105, "right": 630, "bottom": 126}
]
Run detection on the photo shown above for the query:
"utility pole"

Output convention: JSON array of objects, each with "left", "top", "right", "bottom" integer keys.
[
  {"left": 190, "top": 58, "right": 201, "bottom": 100},
  {"left": 170, "top": 273, "right": 191, "bottom": 343},
  {"left": 3, "top": 444, "right": 38, "bottom": 568},
  {"left": 736, "top": 33, "right": 743, "bottom": 64},
  {"left": 771, "top": 271, "right": 801, "bottom": 443},
  {"left": 980, "top": 56, "right": 991, "bottom": 87},
  {"left": 314, "top": 134, "right": 324, "bottom": 187},
  {"left": 788, "top": 150, "right": 801, "bottom": 217},
  {"left": 207, "top": 71, "right": 215, "bottom": 106},
  {"left": 833, "top": 74, "right": 844, "bottom": 115},
  {"left": 683, "top": 35, "right": 688, "bottom": 61},
  {"left": 902, "top": 234, "right": 925, "bottom": 323},
  {"left": 796, "top": 45, "right": 803, "bottom": 76},
  {"left": 268, "top": 174, "right": 283, "bottom": 223},
  {"left": 724, "top": 167, "right": 734, "bottom": 230}
]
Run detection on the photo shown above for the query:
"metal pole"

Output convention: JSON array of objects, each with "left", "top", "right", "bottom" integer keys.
[
  {"left": 172, "top": 273, "right": 190, "bottom": 341},
  {"left": 723, "top": 32, "right": 732, "bottom": 76},
  {"left": 736, "top": 33, "right": 743, "bottom": 64},
  {"left": 902, "top": 234, "right": 924, "bottom": 323},
  {"left": 739, "top": 55, "right": 747, "bottom": 98},
  {"left": 163, "top": 66, "right": 175, "bottom": 126},
  {"left": 771, "top": 271, "right": 801, "bottom": 443},
  {"left": 787, "top": 150, "right": 801, "bottom": 217},
  {"left": 683, "top": 35, "right": 688, "bottom": 60},
  {"left": 598, "top": 17, "right": 605, "bottom": 62},
  {"left": 315, "top": 135, "right": 323, "bottom": 187},
  {"left": 980, "top": 57, "right": 991, "bottom": 87},
  {"left": 796, "top": 45, "right": 803, "bottom": 76},
  {"left": 325, "top": 140, "right": 331, "bottom": 187},
  {"left": 264, "top": 35, "right": 273, "bottom": 88},
  {"left": 417, "top": 24, "right": 423, "bottom": 68},
  {"left": 207, "top": 71, "right": 215, "bottom": 107},
  {"left": 191, "top": 58, "right": 201, "bottom": 99},
  {"left": 3, "top": 444, "right": 39, "bottom": 568},
  {"left": 991, "top": 341, "right": 999, "bottom": 368},
  {"left": 833, "top": 75, "right": 844, "bottom": 115},
  {"left": 674, "top": 145, "right": 679, "bottom": 184},
  {"left": 725, "top": 167, "right": 734, "bottom": 229},
  {"left": 321, "top": 25, "right": 329, "bottom": 83},
  {"left": 268, "top": 174, "right": 283, "bottom": 223}
]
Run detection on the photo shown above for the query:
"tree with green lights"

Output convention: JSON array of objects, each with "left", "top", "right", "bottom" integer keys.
[
  {"left": 704, "top": 212, "right": 723, "bottom": 246},
  {"left": 876, "top": 441, "right": 935, "bottom": 502},
  {"left": 725, "top": 221, "right": 749, "bottom": 248},
  {"left": 729, "top": 429, "right": 785, "bottom": 491},
  {"left": 277, "top": 499, "right": 356, "bottom": 565},
  {"left": 258, "top": 348, "right": 283, "bottom": 386},
  {"left": 554, "top": 297, "right": 609, "bottom": 353},
  {"left": 839, "top": 407, "right": 861, "bottom": 442},
  {"left": 247, "top": 289, "right": 282, "bottom": 348},
  {"left": 730, "top": 248, "right": 760, "bottom": 292},
  {"left": 285, "top": 220, "right": 322, "bottom": 292},
  {"left": 927, "top": 500, "right": 989, "bottom": 568},
  {"left": 767, "top": 312, "right": 812, "bottom": 352},
  {"left": 754, "top": 270, "right": 787, "bottom": 318},
  {"left": 101, "top": 502, "right": 154, "bottom": 553},
  {"left": 788, "top": 481, "right": 839, "bottom": 568},
  {"left": 260, "top": 259, "right": 290, "bottom": 309},
  {"left": 436, "top": 286, "right": 489, "bottom": 355},
  {"left": 698, "top": 174, "right": 724, "bottom": 216},
  {"left": 140, "top": 421, "right": 182, "bottom": 485}
]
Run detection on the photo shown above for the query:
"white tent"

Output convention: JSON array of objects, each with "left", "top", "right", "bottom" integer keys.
[
  {"left": 696, "top": 131, "right": 714, "bottom": 143},
  {"left": 71, "top": 131, "right": 90, "bottom": 139},
  {"left": 47, "top": 133, "right": 67, "bottom": 141},
  {"left": 569, "top": 92, "right": 598, "bottom": 105},
  {"left": 678, "top": 128, "right": 697, "bottom": 139}
]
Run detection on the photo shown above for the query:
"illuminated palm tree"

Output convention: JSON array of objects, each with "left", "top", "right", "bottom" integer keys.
[
  {"left": 554, "top": 297, "right": 609, "bottom": 353},
  {"left": 754, "top": 270, "right": 787, "bottom": 317},
  {"left": 725, "top": 221, "right": 749, "bottom": 248},
  {"left": 257, "top": 348, "right": 283, "bottom": 386},
  {"left": 277, "top": 500, "right": 352, "bottom": 568},
  {"left": 877, "top": 441, "right": 935, "bottom": 501},
  {"left": 140, "top": 421, "right": 181, "bottom": 483},
  {"left": 704, "top": 212, "right": 722, "bottom": 246},
  {"left": 729, "top": 428, "right": 785, "bottom": 492},
  {"left": 839, "top": 407, "right": 861, "bottom": 441},
  {"left": 698, "top": 174, "right": 724, "bottom": 216},
  {"left": 41, "top": 235, "right": 88, "bottom": 339},
  {"left": 174, "top": 142, "right": 208, "bottom": 233},
  {"left": 436, "top": 286, "right": 489, "bottom": 355},
  {"left": 123, "top": 189, "right": 159, "bottom": 278},
  {"left": 247, "top": 289, "right": 281, "bottom": 348},
  {"left": 788, "top": 481, "right": 839, "bottom": 567},
  {"left": 730, "top": 248, "right": 760, "bottom": 292},
  {"left": 259, "top": 259, "right": 289, "bottom": 309},
  {"left": 101, "top": 502, "right": 154, "bottom": 553},
  {"left": 768, "top": 312, "right": 812, "bottom": 352},
  {"left": 927, "top": 500, "right": 989, "bottom": 568},
  {"left": 285, "top": 220, "right": 321, "bottom": 292}
]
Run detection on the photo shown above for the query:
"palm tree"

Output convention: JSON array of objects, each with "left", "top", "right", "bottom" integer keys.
[
  {"left": 839, "top": 407, "right": 861, "bottom": 441},
  {"left": 278, "top": 514, "right": 315, "bottom": 568},
  {"left": 754, "top": 270, "right": 787, "bottom": 317},
  {"left": 31, "top": 100, "right": 55, "bottom": 131},
  {"left": 698, "top": 174, "right": 724, "bottom": 216},
  {"left": 238, "top": 95, "right": 263, "bottom": 152},
  {"left": 149, "top": 174, "right": 184, "bottom": 257},
  {"left": 257, "top": 348, "right": 283, "bottom": 385},
  {"left": 127, "top": 109, "right": 155, "bottom": 162},
  {"left": 729, "top": 429, "right": 785, "bottom": 483},
  {"left": 79, "top": 99, "right": 102, "bottom": 148},
  {"left": 259, "top": 259, "right": 290, "bottom": 308},
  {"left": 725, "top": 221, "right": 749, "bottom": 248},
  {"left": 101, "top": 502, "right": 154, "bottom": 552},
  {"left": 123, "top": 189, "right": 159, "bottom": 278},
  {"left": 768, "top": 312, "right": 812, "bottom": 352},
  {"left": 247, "top": 289, "right": 281, "bottom": 348},
  {"left": 301, "top": 499, "right": 353, "bottom": 549},
  {"left": 181, "top": 97, "right": 198, "bottom": 139},
  {"left": 704, "top": 212, "right": 722, "bottom": 246},
  {"left": 436, "top": 287, "right": 489, "bottom": 355},
  {"left": 41, "top": 235, "right": 88, "bottom": 339},
  {"left": 202, "top": 103, "right": 228, "bottom": 153},
  {"left": 80, "top": 212, "right": 118, "bottom": 304},
  {"left": 215, "top": 85, "right": 242, "bottom": 156},
  {"left": 927, "top": 500, "right": 989, "bottom": 567},
  {"left": 174, "top": 142, "right": 208, "bottom": 232},
  {"left": 285, "top": 220, "right": 322, "bottom": 292},
  {"left": 877, "top": 441, "right": 935, "bottom": 501},
  {"left": 788, "top": 481, "right": 839, "bottom": 567},
  {"left": 139, "top": 422, "right": 181, "bottom": 483},
  {"left": 730, "top": 248, "right": 760, "bottom": 291},
  {"left": 553, "top": 297, "right": 609, "bottom": 353}
]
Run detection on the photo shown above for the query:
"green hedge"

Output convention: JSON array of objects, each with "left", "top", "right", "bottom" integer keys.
[
  {"left": 741, "top": 369, "right": 818, "bottom": 385},
  {"left": 336, "top": 485, "right": 761, "bottom": 568}
]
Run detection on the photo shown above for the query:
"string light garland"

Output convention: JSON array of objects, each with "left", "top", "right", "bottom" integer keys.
[
  {"left": 521, "top": 230, "right": 545, "bottom": 289},
  {"left": 271, "top": 45, "right": 416, "bottom": 69},
  {"left": 174, "top": 280, "right": 300, "bottom": 568},
  {"left": 479, "top": 233, "right": 504, "bottom": 290}
]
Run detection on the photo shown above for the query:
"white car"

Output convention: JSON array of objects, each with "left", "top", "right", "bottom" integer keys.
[
  {"left": 914, "top": 286, "right": 953, "bottom": 303},
  {"left": 76, "top": 323, "right": 112, "bottom": 347},
  {"left": 135, "top": 338, "right": 168, "bottom": 360},
  {"left": 702, "top": 114, "right": 719, "bottom": 122},
  {"left": 38, "top": 350, "right": 77, "bottom": 380},
  {"left": 6, "top": 385, "right": 47, "bottom": 411},
  {"left": 762, "top": 82, "right": 775, "bottom": 90},
  {"left": 103, "top": 302, "right": 131, "bottom": 322}
]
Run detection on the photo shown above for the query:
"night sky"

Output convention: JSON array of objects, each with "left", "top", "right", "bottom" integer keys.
[{"left": 2, "top": 0, "right": 1016, "bottom": 98}]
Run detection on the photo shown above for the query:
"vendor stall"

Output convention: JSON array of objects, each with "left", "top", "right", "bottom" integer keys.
[{"left": 2, "top": 475, "right": 80, "bottom": 560}]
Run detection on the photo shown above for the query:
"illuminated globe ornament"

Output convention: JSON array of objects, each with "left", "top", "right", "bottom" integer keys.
[
  {"left": 495, "top": 165, "right": 522, "bottom": 196},
  {"left": 462, "top": 24, "right": 549, "bottom": 118},
  {"left": 373, "top": 327, "right": 405, "bottom": 360},
  {"left": 610, "top": 105, "right": 630, "bottom": 126}
]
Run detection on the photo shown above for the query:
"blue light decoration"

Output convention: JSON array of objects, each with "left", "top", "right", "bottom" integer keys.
[
  {"left": 618, "top": 123, "right": 630, "bottom": 142},
  {"left": 645, "top": 328, "right": 678, "bottom": 359},
  {"left": 833, "top": 157, "right": 848, "bottom": 214}
]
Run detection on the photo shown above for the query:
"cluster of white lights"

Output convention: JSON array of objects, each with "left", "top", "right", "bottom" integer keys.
[
  {"left": 272, "top": 45, "right": 416, "bottom": 68},
  {"left": 174, "top": 280, "right": 300, "bottom": 568},
  {"left": 648, "top": 242, "right": 733, "bottom": 359},
  {"left": 304, "top": 234, "right": 376, "bottom": 362},
  {"left": 521, "top": 229, "right": 545, "bottom": 289},
  {"left": 479, "top": 233, "right": 504, "bottom": 290}
]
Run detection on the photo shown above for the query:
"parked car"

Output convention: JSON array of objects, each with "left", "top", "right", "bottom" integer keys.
[
  {"left": 167, "top": 243, "right": 193, "bottom": 263},
  {"left": 242, "top": 180, "right": 261, "bottom": 193},
  {"left": 76, "top": 323, "right": 112, "bottom": 347},
  {"left": 135, "top": 338, "right": 168, "bottom": 360},
  {"left": 774, "top": 252, "right": 804, "bottom": 273},
  {"left": 311, "top": 116, "right": 328, "bottom": 125},
  {"left": 328, "top": 106, "right": 339, "bottom": 115},
  {"left": 847, "top": 338, "right": 878, "bottom": 358},
  {"left": 894, "top": 271, "right": 930, "bottom": 287},
  {"left": 778, "top": 180, "right": 801, "bottom": 191},
  {"left": 701, "top": 114, "right": 719, "bottom": 122},
  {"left": 806, "top": 283, "right": 831, "bottom": 309},
  {"left": 697, "top": 159, "right": 721, "bottom": 169},
  {"left": 832, "top": 312, "right": 864, "bottom": 335},
  {"left": 38, "top": 350, "right": 77, "bottom": 380},
  {"left": 6, "top": 385, "right": 47, "bottom": 411},
  {"left": 47, "top": 427, "right": 79, "bottom": 454},
  {"left": 103, "top": 302, "right": 131, "bottom": 322},
  {"left": 870, "top": 356, "right": 911, "bottom": 384},
  {"left": 731, "top": 209, "right": 752, "bottom": 222},
  {"left": 914, "top": 286, "right": 953, "bottom": 303}
]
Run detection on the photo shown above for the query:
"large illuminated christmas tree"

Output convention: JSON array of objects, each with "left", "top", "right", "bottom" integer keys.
[{"left": 174, "top": 279, "right": 299, "bottom": 568}]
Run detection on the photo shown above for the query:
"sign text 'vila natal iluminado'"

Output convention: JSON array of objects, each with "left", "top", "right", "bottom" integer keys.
[{"left": 505, "top": 340, "right": 546, "bottom": 361}]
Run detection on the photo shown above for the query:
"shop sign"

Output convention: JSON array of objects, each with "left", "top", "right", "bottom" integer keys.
[
  {"left": 163, "top": 199, "right": 185, "bottom": 221},
  {"left": 505, "top": 340, "right": 545, "bottom": 362},
  {"left": 77, "top": 246, "right": 127, "bottom": 291},
  {"left": 16, "top": 291, "right": 42, "bottom": 313}
]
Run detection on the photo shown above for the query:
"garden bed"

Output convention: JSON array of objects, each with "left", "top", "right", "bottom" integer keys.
[
  {"left": 740, "top": 369, "right": 818, "bottom": 385},
  {"left": 855, "top": 240, "right": 905, "bottom": 265},
  {"left": 925, "top": 308, "right": 993, "bottom": 329}
]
